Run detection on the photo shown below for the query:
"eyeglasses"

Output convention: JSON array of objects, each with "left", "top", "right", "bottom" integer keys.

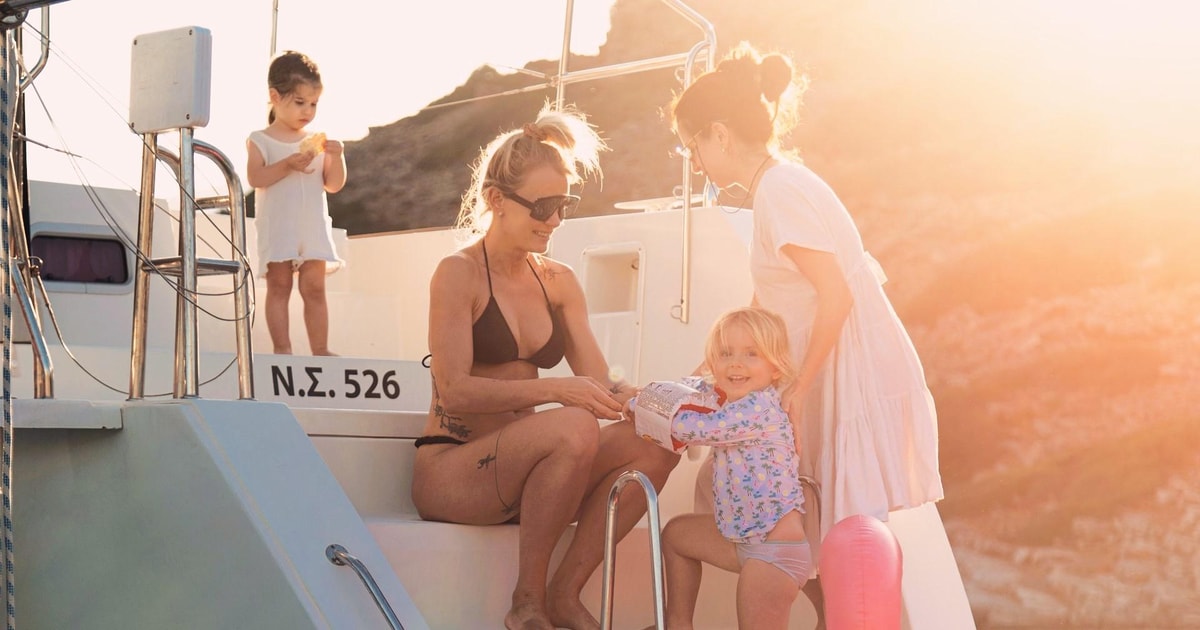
[
  {"left": 674, "top": 120, "right": 727, "bottom": 160},
  {"left": 503, "top": 191, "right": 581, "bottom": 222},
  {"left": 673, "top": 128, "right": 705, "bottom": 160}
]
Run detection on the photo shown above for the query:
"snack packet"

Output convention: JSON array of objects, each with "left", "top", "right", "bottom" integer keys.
[{"left": 631, "top": 380, "right": 718, "bottom": 453}]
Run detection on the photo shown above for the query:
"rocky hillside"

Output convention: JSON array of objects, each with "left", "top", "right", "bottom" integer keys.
[{"left": 331, "top": 1, "right": 1200, "bottom": 626}]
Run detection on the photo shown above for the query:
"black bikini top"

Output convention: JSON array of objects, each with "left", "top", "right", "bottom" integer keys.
[{"left": 471, "top": 241, "right": 566, "bottom": 369}]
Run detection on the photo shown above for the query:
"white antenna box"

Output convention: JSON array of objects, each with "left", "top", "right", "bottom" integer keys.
[{"left": 129, "top": 26, "right": 212, "bottom": 133}]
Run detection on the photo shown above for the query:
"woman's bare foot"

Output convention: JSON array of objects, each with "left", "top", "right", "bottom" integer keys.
[
  {"left": 505, "top": 600, "right": 555, "bottom": 630},
  {"left": 547, "top": 596, "right": 599, "bottom": 630}
]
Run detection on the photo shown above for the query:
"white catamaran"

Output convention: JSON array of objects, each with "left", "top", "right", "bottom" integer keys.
[{"left": 3, "top": 1, "right": 974, "bottom": 628}]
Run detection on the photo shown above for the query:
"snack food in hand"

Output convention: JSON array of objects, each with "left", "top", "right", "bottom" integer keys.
[
  {"left": 299, "top": 132, "right": 326, "bottom": 156},
  {"left": 632, "top": 380, "right": 717, "bottom": 453}
]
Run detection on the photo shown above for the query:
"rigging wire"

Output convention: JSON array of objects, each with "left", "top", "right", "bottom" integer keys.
[
  {"left": 417, "top": 80, "right": 553, "bottom": 113},
  {"left": 24, "top": 79, "right": 256, "bottom": 314},
  {"left": 18, "top": 20, "right": 257, "bottom": 307},
  {"left": 19, "top": 20, "right": 255, "bottom": 293},
  {"left": 9, "top": 17, "right": 561, "bottom": 401},
  {"left": 20, "top": 84, "right": 247, "bottom": 395},
  {"left": 12, "top": 22, "right": 257, "bottom": 396}
]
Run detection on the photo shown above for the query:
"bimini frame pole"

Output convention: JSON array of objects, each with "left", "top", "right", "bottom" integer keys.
[{"left": 549, "top": 2, "right": 715, "bottom": 325}]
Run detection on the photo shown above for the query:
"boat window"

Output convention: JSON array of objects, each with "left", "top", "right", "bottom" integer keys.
[{"left": 30, "top": 235, "right": 129, "bottom": 284}]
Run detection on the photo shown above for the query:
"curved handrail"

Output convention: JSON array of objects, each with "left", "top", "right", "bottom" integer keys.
[
  {"left": 18, "top": 8, "right": 53, "bottom": 90},
  {"left": 326, "top": 543, "right": 405, "bottom": 630},
  {"left": 188, "top": 139, "right": 254, "bottom": 398},
  {"left": 6, "top": 159, "right": 53, "bottom": 398},
  {"left": 9, "top": 257, "right": 52, "bottom": 397},
  {"left": 799, "top": 473, "right": 822, "bottom": 544},
  {"left": 553, "top": 0, "right": 715, "bottom": 110},
  {"left": 130, "top": 138, "right": 254, "bottom": 399},
  {"left": 599, "top": 470, "right": 666, "bottom": 630},
  {"left": 553, "top": 1, "right": 718, "bottom": 326}
]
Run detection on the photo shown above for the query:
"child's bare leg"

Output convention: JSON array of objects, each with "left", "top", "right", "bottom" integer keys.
[
  {"left": 655, "top": 513, "right": 737, "bottom": 630},
  {"left": 545, "top": 423, "right": 678, "bottom": 630},
  {"left": 737, "top": 559, "right": 801, "bottom": 630},
  {"left": 297, "top": 260, "right": 333, "bottom": 355},
  {"left": 264, "top": 262, "right": 294, "bottom": 354},
  {"left": 803, "top": 577, "right": 825, "bottom": 629}
]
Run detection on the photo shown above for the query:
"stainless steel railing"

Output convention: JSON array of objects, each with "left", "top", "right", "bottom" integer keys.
[
  {"left": 599, "top": 470, "right": 666, "bottom": 630},
  {"left": 5, "top": 162, "right": 53, "bottom": 398},
  {"left": 551, "top": 1, "right": 715, "bottom": 325},
  {"left": 799, "top": 474, "right": 822, "bottom": 523},
  {"left": 128, "top": 131, "right": 254, "bottom": 399},
  {"left": 326, "top": 543, "right": 405, "bottom": 630}
]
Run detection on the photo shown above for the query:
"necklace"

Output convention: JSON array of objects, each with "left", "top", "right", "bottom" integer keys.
[{"left": 725, "top": 154, "right": 774, "bottom": 213}]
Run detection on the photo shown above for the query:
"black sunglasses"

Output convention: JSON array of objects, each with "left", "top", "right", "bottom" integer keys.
[{"left": 503, "top": 191, "right": 581, "bottom": 222}]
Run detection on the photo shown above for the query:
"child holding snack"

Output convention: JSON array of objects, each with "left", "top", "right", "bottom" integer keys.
[
  {"left": 629, "top": 306, "right": 808, "bottom": 629},
  {"left": 246, "top": 50, "right": 347, "bottom": 355}
]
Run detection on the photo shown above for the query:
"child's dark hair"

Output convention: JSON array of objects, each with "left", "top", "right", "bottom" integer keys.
[{"left": 266, "top": 50, "right": 322, "bottom": 124}]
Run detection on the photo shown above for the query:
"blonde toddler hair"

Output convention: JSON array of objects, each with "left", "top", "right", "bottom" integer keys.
[{"left": 704, "top": 306, "right": 796, "bottom": 388}]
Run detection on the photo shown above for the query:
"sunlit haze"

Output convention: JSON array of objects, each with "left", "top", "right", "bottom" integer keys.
[
  {"left": 17, "top": 0, "right": 616, "bottom": 196},
  {"left": 8, "top": 2, "right": 1200, "bottom": 626},
  {"left": 12, "top": 1, "right": 1199, "bottom": 213}
]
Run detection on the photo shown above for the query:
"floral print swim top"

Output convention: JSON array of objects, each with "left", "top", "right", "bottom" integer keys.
[{"left": 671, "top": 377, "right": 805, "bottom": 543}]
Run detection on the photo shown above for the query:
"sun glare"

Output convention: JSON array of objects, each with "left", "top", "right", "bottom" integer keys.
[
  {"left": 963, "top": 1, "right": 1200, "bottom": 108},
  {"left": 23, "top": 0, "right": 617, "bottom": 192},
  {"left": 927, "top": 0, "right": 1200, "bottom": 183}
]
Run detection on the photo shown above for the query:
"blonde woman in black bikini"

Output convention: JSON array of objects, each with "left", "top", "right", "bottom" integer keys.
[{"left": 411, "top": 105, "right": 680, "bottom": 630}]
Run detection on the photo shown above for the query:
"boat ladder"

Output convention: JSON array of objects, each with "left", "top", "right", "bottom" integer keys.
[
  {"left": 599, "top": 469, "right": 667, "bottom": 630},
  {"left": 597, "top": 471, "right": 822, "bottom": 630}
]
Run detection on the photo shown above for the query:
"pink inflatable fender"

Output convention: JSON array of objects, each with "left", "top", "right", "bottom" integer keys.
[{"left": 818, "top": 514, "right": 903, "bottom": 630}]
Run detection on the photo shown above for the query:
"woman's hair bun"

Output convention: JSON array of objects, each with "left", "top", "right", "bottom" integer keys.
[{"left": 759, "top": 53, "right": 794, "bottom": 103}]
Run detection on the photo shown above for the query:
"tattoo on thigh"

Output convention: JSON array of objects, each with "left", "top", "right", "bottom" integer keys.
[
  {"left": 488, "top": 429, "right": 518, "bottom": 516},
  {"left": 431, "top": 376, "right": 470, "bottom": 439}
]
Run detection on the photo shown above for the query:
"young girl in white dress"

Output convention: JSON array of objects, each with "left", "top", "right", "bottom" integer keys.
[
  {"left": 670, "top": 42, "right": 944, "bottom": 617},
  {"left": 246, "top": 50, "right": 347, "bottom": 355}
]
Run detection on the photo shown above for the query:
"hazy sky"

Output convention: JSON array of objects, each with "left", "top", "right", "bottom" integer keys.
[
  {"left": 17, "top": 0, "right": 1199, "bottom": 204},
  {"left": 18, "top": 0, "right": 616, "bottom": 195}
]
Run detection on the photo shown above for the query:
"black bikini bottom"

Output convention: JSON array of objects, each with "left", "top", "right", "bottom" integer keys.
[{"left": 414, "top": 435, "right": 467, "bottom": 448}]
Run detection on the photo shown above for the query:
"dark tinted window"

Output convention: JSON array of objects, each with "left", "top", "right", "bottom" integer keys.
[{"left": 30, "top": 235, "right": 129, "bottom": 284}]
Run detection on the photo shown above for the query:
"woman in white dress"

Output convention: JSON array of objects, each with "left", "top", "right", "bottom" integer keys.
[{"left": 669, "top": 42, "right": 944, "bottom": 612}]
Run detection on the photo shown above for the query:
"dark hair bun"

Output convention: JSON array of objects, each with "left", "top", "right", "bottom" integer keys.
[
  {"left": 759, "top": 54, "right": 793, "bottom": 103},
  {"left": 715, "top": 53, "right": 760, "bottom": 94}
]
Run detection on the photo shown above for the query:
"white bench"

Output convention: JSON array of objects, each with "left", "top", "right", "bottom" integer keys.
[{"left": 297, "top": 408, "right": 817, "bottom": 629}]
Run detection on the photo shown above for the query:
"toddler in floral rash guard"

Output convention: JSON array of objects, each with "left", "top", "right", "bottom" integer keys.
[
  {"left": 671, "top": 375, "right": 805, "bottom": 547},
  {"left": 630, "top": 307, "right": 809, "bottom": 628}
]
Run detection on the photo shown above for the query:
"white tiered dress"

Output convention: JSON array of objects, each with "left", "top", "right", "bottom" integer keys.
[{"left": 749, "top": 161, "right": 943, "bottom": 541}]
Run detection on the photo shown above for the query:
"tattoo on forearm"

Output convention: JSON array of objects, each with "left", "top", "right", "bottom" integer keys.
[
  {"left": 477, "top": 453, "right": 496, "bottom": 469},
  {"left": 431, "top": 376, "right": 470, "bottom": 439}
]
